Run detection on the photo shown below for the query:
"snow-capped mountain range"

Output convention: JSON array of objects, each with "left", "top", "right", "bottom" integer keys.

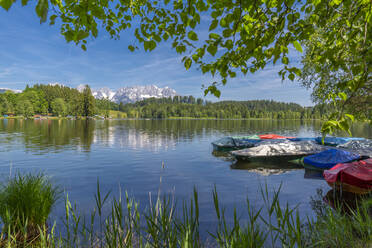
[
  {"left": 79, "top": 84, "right": 178, "bottom": 104},
  {"left": 1, "top": 84, "right": 178, "bottom": 104}
]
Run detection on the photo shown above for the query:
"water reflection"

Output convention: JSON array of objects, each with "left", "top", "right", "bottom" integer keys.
[
  {"left": 324, "top": 190, "right": 372, "bottom": 216},
  {"left": 0, "top": 119, "right": 95, "bottom": 153},
  {"left": 0, "top": 119, "right": 371, "bottom": 155},
  {"left": 231, "top": 160, "right": 302, "bottom": 175},
  {"left": 311, "top": 188, "right": 372, "bottom": 217},
  {"left": 211, "top": 150, "right": 235, "bottom": 162},
  {"left": 304, "top": 169, "right": 324, "bottom": 180}
]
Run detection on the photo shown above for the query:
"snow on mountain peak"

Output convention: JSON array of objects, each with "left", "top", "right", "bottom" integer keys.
[{"left": 91, "top": 85, "right": 177, "bottom": 103}]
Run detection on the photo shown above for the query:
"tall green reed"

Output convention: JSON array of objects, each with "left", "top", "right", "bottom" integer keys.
[
  {"left": 0, "top": 172, "right": 371, "bottom": 247},
  {"left": 0, "top": 173, "right": 60, "bottom": 244}
]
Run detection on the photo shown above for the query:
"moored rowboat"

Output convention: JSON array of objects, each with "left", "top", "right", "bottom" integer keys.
[
  {"left": 323, "top": 158, "right": 372, "bottom": 194},
  {"left": 211, "top": 135, "right": 261, "bottom": 151},
  {"left": 231, "top": 140, "right": 326, "bottom": 162}
]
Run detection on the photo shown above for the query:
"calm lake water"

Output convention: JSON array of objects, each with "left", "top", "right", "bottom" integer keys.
[{"left": 0, "top": 119, "right": 371, "bottom": 232}]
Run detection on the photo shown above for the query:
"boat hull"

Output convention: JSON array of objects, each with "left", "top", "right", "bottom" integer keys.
[
  {"left": 233, "top": 154, "right": 307, "bottom": 163},
  {"left": 326, "top": 182, "right": 371, "bottom": 194}
]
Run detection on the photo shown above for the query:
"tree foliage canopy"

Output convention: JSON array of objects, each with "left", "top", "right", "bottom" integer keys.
[{"left": 1, "top": 0, "right": 371, "bottom": 134}]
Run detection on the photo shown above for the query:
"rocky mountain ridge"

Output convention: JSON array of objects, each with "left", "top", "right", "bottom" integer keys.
[{"left": 90, "top": 85, "right": 178, "bottom": 104}]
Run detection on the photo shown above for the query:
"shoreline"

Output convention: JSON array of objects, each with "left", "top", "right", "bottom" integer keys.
[{"left": 0, "top": 116, "right": 326, "bottom": 121}]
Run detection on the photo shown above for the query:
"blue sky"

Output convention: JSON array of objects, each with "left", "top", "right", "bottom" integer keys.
[{"left": 0, "top": 3, "right": 313, "bottom": 106}]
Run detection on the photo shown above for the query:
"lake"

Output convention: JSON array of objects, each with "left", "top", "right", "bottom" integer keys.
[{"left": 0, "top": 119, "right": 371, "bottom": 233}]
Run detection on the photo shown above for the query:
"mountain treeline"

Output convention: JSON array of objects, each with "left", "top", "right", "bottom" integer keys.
[{"left": 0, "top": 84, "right": 330, "bottom": 119}]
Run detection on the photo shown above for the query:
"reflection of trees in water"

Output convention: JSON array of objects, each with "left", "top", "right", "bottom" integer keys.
[
  {"left": 0, "top": 119, "right": 371, "bottom": 154},
  {"left": 0, "top": 119, "right": 95, "bottom": 153}
]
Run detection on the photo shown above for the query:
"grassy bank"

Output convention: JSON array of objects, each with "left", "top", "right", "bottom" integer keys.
[{"left": 0, "top": 173, "right": 371, "bottom": 247}]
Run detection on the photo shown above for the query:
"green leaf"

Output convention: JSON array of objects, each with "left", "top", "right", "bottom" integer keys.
[
  {"left": 209, "top": 19, "right": 218, "bottom": 31},
  {"left": 49, "top": 14, "right": 57, "bottom": 25},
  {"left": 292, "top": 41, "right": 303, "bottom": 53},
  {"left": 81, "top": 44, "right": 87, "bottom": 51},
  {"left": 207, "top": 45, "right": 217, "bottom": 56},
  {"left": 281, "top": 56, "right": 289, "bottom": 65},
  {"left": 330, "top": 0, "right": 342, "bottom": 6},
  {"left": 209, "top": 33, "right": 220, "bottom": 40},
  {"left": 288, "top": 73, "right": 295, "bottom": 81},
  {"left": 184, "top": 57, "right": 192, "bottom": 70},
  {"left": 338, "top": 92, "right": 347, "bottom": 101},
  {"left": 128, "top": 45, "right": 135, "bottom": 52},
  {"left": 0, "top": 0, "right": 15, "bottom": 10},
  {"left": 35, "top": 0, "right": 49, "bottom": 23},
  {"left": 345, "top": 114, "right": 355, "bottom": 121},
  {"left": 294, "top": 68, "right": 302, "bottom": 77},
  {"left": 176, "top": 45, "right": 186, "bottom": 54},
  {"left": 204, "top": 85, "right": 220, "bottom": 97},
  {"left": 153, "top": 34, "right": 161, "bottom": 42},
  {"left": 162, "top": 33, "right": 169, "bottom": 41},
  {"left": 148, "top": 40, "right": 156, "bottom": 51},
  {"left": 187, "top": 31, "right": 198, "bottom": 41},
  {"left": 338, "top": 120, "right": 350, "bottom": 134}
]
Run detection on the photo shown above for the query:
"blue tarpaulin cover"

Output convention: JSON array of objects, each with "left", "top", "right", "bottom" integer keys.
[
  {"left": 304, "top": 149, "right": 360, "bottom": 169},
  {"left": 315, "top": 137, "right": 365, "bottom": 146},
  {"left": 288, "top": 138, "right": 317, "bottom": 142}
]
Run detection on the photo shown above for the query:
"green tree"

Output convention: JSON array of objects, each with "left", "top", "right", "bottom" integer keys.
[
  {"left": 82, "top": 85, "right": 95, "bottom": 117},
  {"left": 16, "top": 100, "right": 34, "bottom": 117},
  {"left": 51, "top": 98, "right": 67, "bottom": 117},
  {"left": 301, "top": 11, "right": 372, "bottom": 134},
  {"left": 0, "top": 97, "right": 12, "bottom": 114}
]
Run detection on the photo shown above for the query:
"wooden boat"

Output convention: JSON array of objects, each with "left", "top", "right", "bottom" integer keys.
[
  {"left": 211, "top": 135, "right": 261, "bottom": 151},
  {"left": 231, "top": 140, "right": 326, "bottom": 162},
  {"left": 323, "top": 158, "right": 372, "bottom": 194}
]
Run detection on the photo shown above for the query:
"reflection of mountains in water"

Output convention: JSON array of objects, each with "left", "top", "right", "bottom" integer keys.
[
  {"left": 92, "top": 120, "right": 179, "bottom": 152},
  {"left": 99, "top": 128, "right": 177, "bottom": 152}
]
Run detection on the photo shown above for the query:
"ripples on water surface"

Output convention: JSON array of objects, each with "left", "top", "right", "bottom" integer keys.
[{"left": 0, "top": 119, "right": 371, "bottom": 230}]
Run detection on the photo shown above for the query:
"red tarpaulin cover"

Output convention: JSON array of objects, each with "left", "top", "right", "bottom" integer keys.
[
  {"left": 323, "top": 159, "right": 372, "bottom": 189},
  {"left": 259, "top": 134, "right": 295, "bottom": 139}
]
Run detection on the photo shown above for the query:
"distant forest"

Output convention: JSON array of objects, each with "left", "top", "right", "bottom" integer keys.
[
  {"left": 112, "top": 97, "right": 331, "bottom": 119},
  {"left": 0, "top": 84, "right": 331, "bottom": 119}
]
